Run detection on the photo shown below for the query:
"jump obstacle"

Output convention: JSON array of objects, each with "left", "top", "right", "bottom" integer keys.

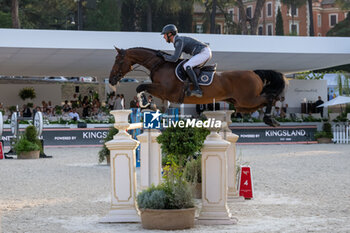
[{"left": 100, "top": 109, "right": 239, "bottom": 225}]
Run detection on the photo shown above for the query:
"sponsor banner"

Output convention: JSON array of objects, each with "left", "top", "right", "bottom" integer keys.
[
  {"left": 231, "top": 125, "right": 317, "bottom": 144},
  {"left": 1, "top": 128, "right": 110, "bottom": 146}
]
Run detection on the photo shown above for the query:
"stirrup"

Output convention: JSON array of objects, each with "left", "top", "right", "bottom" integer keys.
[{"left": 191, "top": 89, "right": 203, "bottom": 98}]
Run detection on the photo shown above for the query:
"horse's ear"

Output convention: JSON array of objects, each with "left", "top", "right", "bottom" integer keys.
[{"left": 114, "top": 46, "right": 121, "bottom": 54}]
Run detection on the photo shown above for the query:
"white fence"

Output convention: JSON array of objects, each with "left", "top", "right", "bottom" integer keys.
[{"left": 333, "top": 124, "right": 350, "bottom": 144}]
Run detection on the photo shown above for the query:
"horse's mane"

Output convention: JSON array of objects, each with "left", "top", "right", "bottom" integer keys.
[{"left": 128, "top": 47, "right": 171, "bottom": 56}]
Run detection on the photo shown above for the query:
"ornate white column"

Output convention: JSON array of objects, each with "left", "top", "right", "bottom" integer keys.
[
  {"left": 219, "top": 111, "right": 239, "bottom": 199},
  {"left": 100, "top": 110, "right": 140, "bottom": 223},
  {"left": 197, "top": 111, "right": 237, "bottom": 225},
  {"left": 137, "top": 129, "right": 162, "bottom": 190}
]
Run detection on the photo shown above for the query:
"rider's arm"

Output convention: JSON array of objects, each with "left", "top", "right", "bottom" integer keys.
[{"left": 163, "top": 39, "right": 183, "bottom": 62}]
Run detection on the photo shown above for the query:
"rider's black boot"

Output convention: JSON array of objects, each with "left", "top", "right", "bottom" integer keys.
[{"left": 185, "top": 66, "right": 203, "bottom": 98}]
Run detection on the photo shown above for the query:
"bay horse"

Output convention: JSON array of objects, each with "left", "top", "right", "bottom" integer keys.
[{"left": 109, "top": 47, "right": 287, "bottom": 127}]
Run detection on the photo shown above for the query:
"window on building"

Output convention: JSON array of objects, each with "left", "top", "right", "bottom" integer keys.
[
  {"left": 215, "top": 24, "right": 222, "bottom": 34},
  {"left": 288, "top": 5, "right": 298, "bottom": 17},
  {"left": 289, "top": 21, "right": 299, "bottom": 35},
  {"left": 267, "top": 2, "right": 272, "bottom": 17},
  {"left": 330, "top": 14, "right": 338, "bottom": 27},
  {"left": 196, "top": 24, "right": 203, "bottom": 33},
  {"left": 258, "top": 26, "right": 263, "bottom": 35},
  {"left": 228, "top": 8, "right": 234, "bottom": 21},
  {"left": 267, "top": 24, "right": 273, "bottom": 35},
  {"left": 246, "top": 6, "right": 253, "bottom": 19},
  {"left": 317, "top": 14, "right": 321, "bottom": 27}
]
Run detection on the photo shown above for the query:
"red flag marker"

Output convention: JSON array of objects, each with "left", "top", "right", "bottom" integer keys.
[{"left": 239, "top": 166, "right": 254, "bottom": 199}]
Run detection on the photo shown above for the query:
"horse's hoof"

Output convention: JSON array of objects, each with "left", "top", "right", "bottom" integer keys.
[{"left": 263, "top": 116, "right": 280, "bottom": 127}]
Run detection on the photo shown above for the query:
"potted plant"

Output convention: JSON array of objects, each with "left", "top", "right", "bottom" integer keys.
[
  {"left": 14, "top": 125, "right": 42, "bottom": 159},
  {"left": 183, "top": 156, "right": 202, "bottom": 198},
  {"left": 137, "top": 163, "right": 195, "bottom": 230},
  {"left": 19, "top": 87, "right": 36, "bottom": 101},
  {"left": 314, "top": 122, "right": 333, "bottom": 143},
  {"left": 98, "top": 126, "right": 118, "bottom": 164}
]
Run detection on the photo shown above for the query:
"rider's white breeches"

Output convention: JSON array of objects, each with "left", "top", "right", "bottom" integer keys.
[{"left": 183, "top": 47, "right": 212, "bottom": 69}]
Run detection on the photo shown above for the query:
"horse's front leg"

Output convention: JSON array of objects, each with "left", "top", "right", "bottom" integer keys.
[{"left": 136, "top": 83, "right": 167, "bottom": 100}]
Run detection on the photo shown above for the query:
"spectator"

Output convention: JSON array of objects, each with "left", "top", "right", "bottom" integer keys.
[
  {"left": 62, "top": 100, "right": 71, "bottom": 113},
  {"left": 71, "top": 93, "right": 79, "bottom": 107},
  {"left": 82, "top": 96, "right": 90, "bottom": 118},
  {"left": 120, "top": 94, "right": 125, "bottom": 109},
  {"left": 129, "top": 96, "right": 138, "bottom": 109},
  {"left": 22, "top": 104, "right": 32, "bottom": 118},
  {"left": 315, "top": 96, "right": 324, "bottom": 118},
  {"left": 69, "top": 108, "right": 80, "bottom": 121},
  {"left": 108, "top": 92, "right": 116, "bottom": 110},
  {"left": 42, "top": 101, "right": 48, "bottom": 113},
  {"left": 280, "top": 97, "right": 287, "bottom": 118},
  {"left": 114, "top": 94, "right": 123, "bottom": 110}
]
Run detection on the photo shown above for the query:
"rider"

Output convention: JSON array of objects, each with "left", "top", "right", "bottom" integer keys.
[{"left": 159, "top": 24, "right": 212, "bottom": 98}]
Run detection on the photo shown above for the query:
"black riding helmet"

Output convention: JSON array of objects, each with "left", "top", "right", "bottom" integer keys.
[{"left": 161, "top": 24, "right": 178, "bottom": 35}]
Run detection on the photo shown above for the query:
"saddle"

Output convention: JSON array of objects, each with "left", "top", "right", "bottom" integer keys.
[{"left": 175, "top": 60, "right": 217, "bottom": 86}]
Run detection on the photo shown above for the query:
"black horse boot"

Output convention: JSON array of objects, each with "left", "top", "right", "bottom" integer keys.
[{"left": 185, "top": 66, "right": 203, "bottom": 98}]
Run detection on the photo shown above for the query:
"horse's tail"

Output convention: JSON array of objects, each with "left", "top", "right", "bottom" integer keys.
[{"left": 254, "top": 70, "right": 288, "bottom": 99}]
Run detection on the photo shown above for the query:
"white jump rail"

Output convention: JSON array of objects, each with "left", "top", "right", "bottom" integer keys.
[{"left": 333, "top": 124, "right": 350, "bottom": 144}]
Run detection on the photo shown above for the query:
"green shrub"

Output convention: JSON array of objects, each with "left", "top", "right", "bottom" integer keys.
[
  {"left": 314, "top": 122, "right": 333, "bottom": 139},
  {"left": 183, "top": 157, "right": 201, "bottom": 183},
  {"left": 98, "top": 126, "right": 118, "bottom": 163},
  {"left": 137, "top": 163, "right": 194, "bottom": 209},
  {"left": 19, "top": 87, "right": 36, "bottom": 100},
  {"left": 14, "top": 126, "right": 42, "bottom": 154},
  {"left": 157, "top": 121, "right": 209, "bottom": 166}
]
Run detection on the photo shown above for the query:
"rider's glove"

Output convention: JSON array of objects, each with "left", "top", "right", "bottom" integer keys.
[{"left": 156, "top": 50, "right": 164, "bottom": 58}]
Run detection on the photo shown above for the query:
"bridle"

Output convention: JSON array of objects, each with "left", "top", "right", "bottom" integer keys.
[{"left": 114, "top": 49, "right": 126, "bottom": 78}]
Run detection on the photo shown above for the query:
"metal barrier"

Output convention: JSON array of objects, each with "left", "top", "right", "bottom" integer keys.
[{"left": 333, "top": 124, "right": 350, "bottom": 144}]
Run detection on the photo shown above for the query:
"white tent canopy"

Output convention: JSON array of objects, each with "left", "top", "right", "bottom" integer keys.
[
  {"left": 0, "top": 29, "right": 350, "bottom": 79},
  {"left": 317, "top": 95, "right": 350, "bottom": 107}
]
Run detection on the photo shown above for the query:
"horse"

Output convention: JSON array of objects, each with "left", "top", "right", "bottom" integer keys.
[{"left": 109, "top": 47, "right": 287, "bottom": 127}]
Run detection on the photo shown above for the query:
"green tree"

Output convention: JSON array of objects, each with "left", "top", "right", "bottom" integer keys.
[
  {"left": 85, "top": 0, "right": 122, "bottom": 31},
  {"left": 275, "top": 7, "right": 284, "bottom": 35},
  {"left": 336, "top": 0, "right": 350, "bottom": 9},
  {"left": 326, "top": 13, "right": 350, "bottom": 37}
]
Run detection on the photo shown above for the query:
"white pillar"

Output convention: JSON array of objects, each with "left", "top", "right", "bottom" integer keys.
[
  {"left": 137, "top": 129, "right": 162, "bottom": 190},
  {"left": 197, "top": 111, "right": 237, "bottom": 225},
  {"left": 219, "top": 111, "right": 239, "bottom": 199},
  {"left": 100, "top": 110, "right": 140, "bottom": 223}
]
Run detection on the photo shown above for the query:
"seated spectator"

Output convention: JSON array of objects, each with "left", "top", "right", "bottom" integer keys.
[
  {"left": 22, "top": 104, "right": 32, "bottom": 118},
  {"left": 62, "top": 100, "right": 71, "bottom": 113},
  {"left": 69, "top": 108, "right": 80, "bottom": 121}
]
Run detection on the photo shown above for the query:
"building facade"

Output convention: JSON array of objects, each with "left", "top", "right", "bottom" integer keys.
[{"left": 193, "top": 0, "right": 349, "bottom": 36}]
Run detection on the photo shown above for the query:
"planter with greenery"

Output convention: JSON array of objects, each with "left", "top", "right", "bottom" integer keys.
[
  {"left": 314, "top": 122, "right": 333, "bottom": 143},
  {"left": 137, "top": 163, "right": 195, "bottom": 230},
  {"left": 98, "top": 126, "right": 118, "bottom": 164},
  {"left": 14, "top": 125, "right": 42, "bottom": 159}
]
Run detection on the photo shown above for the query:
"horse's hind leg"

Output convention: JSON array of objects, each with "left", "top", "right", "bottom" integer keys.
[{"left": 263, "top": 95, "right": 280, "bottom": 127}]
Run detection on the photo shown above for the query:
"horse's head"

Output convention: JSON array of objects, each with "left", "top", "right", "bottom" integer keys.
[{"left": 109, "top": 47, "right": 133, "bottom": 86}]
